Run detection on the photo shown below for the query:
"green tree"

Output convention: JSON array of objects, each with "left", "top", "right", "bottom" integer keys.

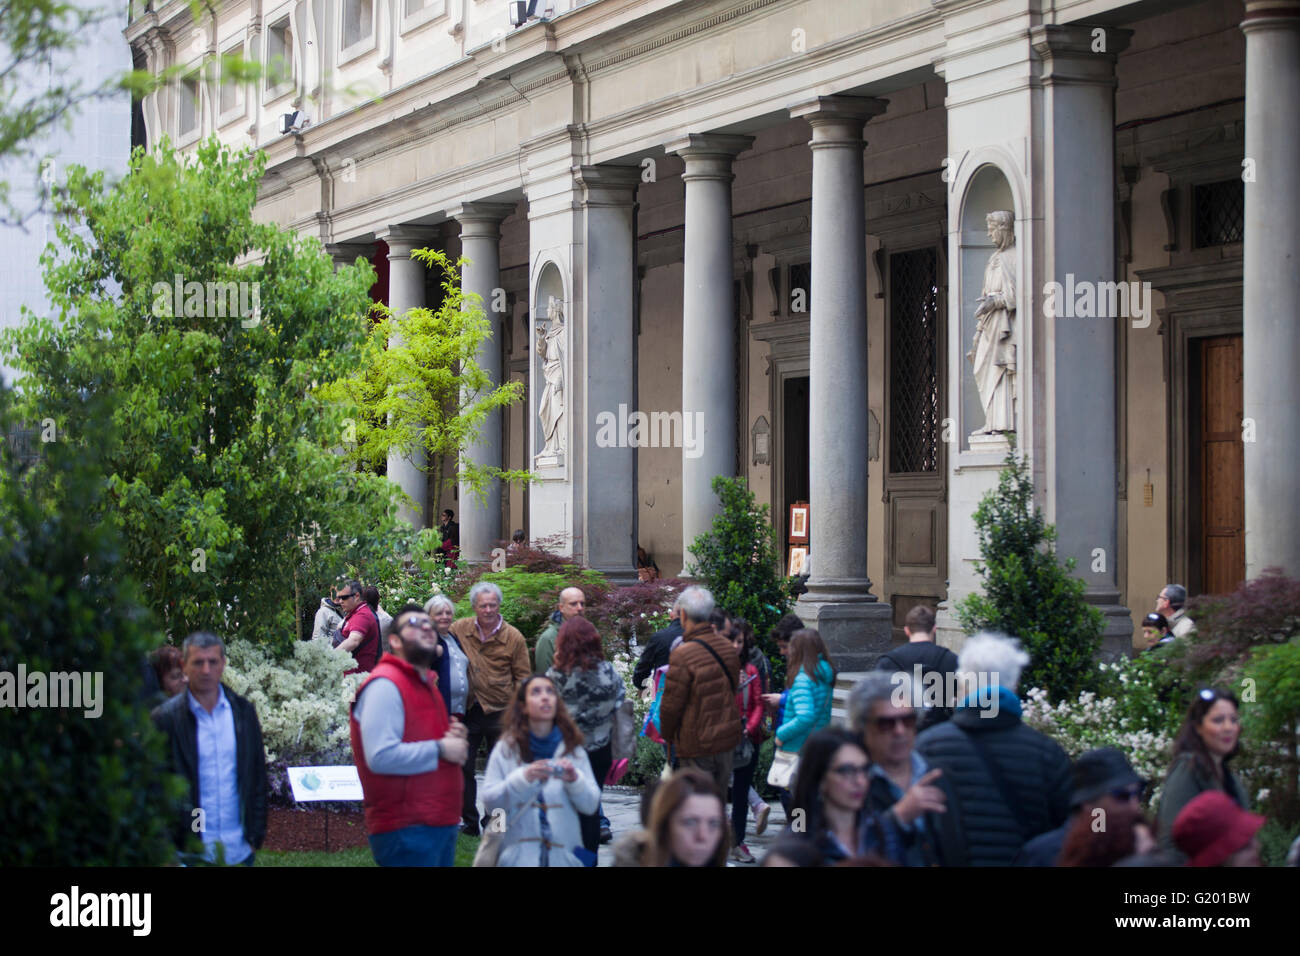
[
  {"left": 1240, "top": 638, "right": 1300, "bottom": 827},
  {"left": 2, "top": 137, "right": 402, "bottom": 652},
  {"left": 321, "top": 247, "right": 532, "bottom": 519},
  {"left": 0, "top": 383, "right": 183, "bottom": 865},
  {"left": 956, "top": 443, "right": 1103, "bottom": 701},
  {"left": 687, "top": 475, "right": 793, "bottom": 650}
]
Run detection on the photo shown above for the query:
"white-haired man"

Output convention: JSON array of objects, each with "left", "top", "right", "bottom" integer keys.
[
  {"left": 914, "top": 632, "right": 1071, "bottom": 866},
  {"left": 658, "top": 586, "right": 743, "bottom": 793},
  {"left": 449, "top": 581, "right": 530, "bottom": 835}
]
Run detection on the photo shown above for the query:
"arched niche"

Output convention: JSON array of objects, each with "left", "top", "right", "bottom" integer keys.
[
  {"left": 531, "top": 260, "right": 568, "bottom": 463},
  {"left": 957, "top": 164, "right": 1018, "bottom": 450}
]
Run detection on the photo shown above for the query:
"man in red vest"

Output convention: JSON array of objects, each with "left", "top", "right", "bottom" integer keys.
[{"left": 351, "top": 603, "right": 469, "bottom": 866}]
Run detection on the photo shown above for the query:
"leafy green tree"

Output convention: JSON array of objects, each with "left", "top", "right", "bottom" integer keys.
[
  {"left": 2, "top": 137, "right": 402, "bottom": 652},
  {"left": 322, "top": 247, "right": 532, "bottom": 518},
  {"left": 687, "top": 475, "right": 794, "bottom": 651},
  {"left": 1240, "top": 638, "right": 1300, "bottom": 827},
  {"left": 0, "top": 383, "right": 183, "bottom": 865},
  {"left": 956, "top": 443, "right": 1103, "bottom": 701}
]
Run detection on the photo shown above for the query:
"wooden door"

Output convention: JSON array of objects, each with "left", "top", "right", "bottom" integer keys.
[{"left": 1199, "top": 334, "right": 1244, "bottom": 594}]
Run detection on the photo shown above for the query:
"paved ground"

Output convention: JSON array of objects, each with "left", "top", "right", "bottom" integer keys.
[{"left": 473, "top": 773, "right": 787, "bottom": 866}]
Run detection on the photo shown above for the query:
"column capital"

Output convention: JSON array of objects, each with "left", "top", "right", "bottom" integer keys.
[
  {"left": 449, "top": 201, "right": 518, "bottom": 239},
  {"left": 789, "top": 96, "right": 888, "bottom": 149},
  {"left": 325, "top": 240, "right": 373, "bottom": 269},
  {"left": 376, "top": 225, "right": 438, "bottom": 258},
  {"left": 1031, "top": 24, "right": 1133, "bottom": 83},
  {"left": 1242, "top": 0, "right": 1300, "bottom": 32},
  {"left": 574, "top": 164, "right": 641, "bottom": 206},
  {"left": 666, "top": 133, "right": 754, "bottom": 182}
]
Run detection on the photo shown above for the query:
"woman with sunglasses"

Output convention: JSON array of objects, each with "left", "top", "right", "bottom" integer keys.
[
  {"left": 789, "top": 728, "right": 904, "bottom": 865},
  {"left": 1156, "top": 687, "right": 1246, "bottom": 859}
]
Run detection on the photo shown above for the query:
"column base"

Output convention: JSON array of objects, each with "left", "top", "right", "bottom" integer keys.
[
  {"left": 595, "top": 565, "right": 640, "bottom": 588},
  {"left": 1085, "top": 588, "right": 1133, "bottom": 662},
  {"left": 795, "top": 593, "right": 894, "bottom": 672}
]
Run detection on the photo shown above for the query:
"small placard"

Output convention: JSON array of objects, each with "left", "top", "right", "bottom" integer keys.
[{"left": 286, "top": 765, "right": 364, "bottom": 803}]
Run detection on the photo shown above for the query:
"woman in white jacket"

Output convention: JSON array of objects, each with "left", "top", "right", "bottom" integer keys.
[{"left": 482, "top": 674, "right": 601, "bottom": 866}]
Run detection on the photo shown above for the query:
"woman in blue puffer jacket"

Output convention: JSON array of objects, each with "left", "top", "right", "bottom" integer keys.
[{"left": 775, "top": 629, "right": 837, "bottom": 754}]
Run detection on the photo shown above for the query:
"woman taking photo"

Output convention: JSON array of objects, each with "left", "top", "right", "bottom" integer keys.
[
  {"left": 646, "top": 769, "right": 729, "bottom": 867},
  {"left": 481, "top": 675, "right": 600, "bottom": 867},
  {"left": 790, "top": 728, "right": 902, "bottom": 865},
  {"left": 1157, "top": 687, "right": 1246, "bottom": 857},
  {"left": 424, "top": 595, "right": 470, "bottom": 721},
  {"left": 546, "top": 616, "right": 626, "bottom": 854}
]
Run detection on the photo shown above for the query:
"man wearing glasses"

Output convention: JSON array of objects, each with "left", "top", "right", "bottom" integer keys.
[
  {"left": 847, "top": 671, "right": 964, "bottom": 866},
  {"left": 1155, "top": 584, "right": 1196, "bottom": 639},
  {"left": 350, "top": 604, "right": 470, "bottom": 866},
  {"left": 335, "top": 580, "right": 381, "bottom": 673}
]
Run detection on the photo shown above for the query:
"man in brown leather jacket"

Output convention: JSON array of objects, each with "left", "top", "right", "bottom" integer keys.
[{"left": 658, "top": 586, "right": 743, "bottom": 793}]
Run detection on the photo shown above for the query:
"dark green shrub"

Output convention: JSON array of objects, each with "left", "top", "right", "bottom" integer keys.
[
  {"left": 1239, "top": 637, "right": 1300, "bottom": 827},
  {"left": 0, "top": 387, "right": 185, "bottom": 864},
  {"left": 688, "top": 475, "right": 794, "bottom": 664},
  {"left": 956, "top": 443, "right": 1103, "bottom": 702},
  {"left": 622, "top": 735, "right": 667, "bottom": 789}
]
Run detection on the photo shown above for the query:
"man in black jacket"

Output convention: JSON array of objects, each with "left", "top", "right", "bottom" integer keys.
[
  {"left": 153, "top": 631, "right": 268, "bottom": 865},
  {"left": 915, "top": 632, "right": 1071, "bottom": 866},
  {"left": 875, "top": 605, "right": 958, "bottom": 730},
  {"left": 632, "top": 615, "right": 683, "bottom": 689}
]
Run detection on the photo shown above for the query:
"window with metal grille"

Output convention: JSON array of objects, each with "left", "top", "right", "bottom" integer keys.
[
  {"left": 889, "top": 248, "right": 940, "bottom": 474},
  {"left": 1193, "top": 180, "right": 1244, "bottom": 248}
]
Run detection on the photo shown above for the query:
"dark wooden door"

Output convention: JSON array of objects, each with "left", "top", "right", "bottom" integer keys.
[{"left": 1199, "top": 334, "right": 1244, "bottom": 594}]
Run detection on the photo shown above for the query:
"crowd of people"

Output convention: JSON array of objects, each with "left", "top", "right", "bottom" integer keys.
[{"left": 143, "top": 570, "right": 1298, "bottom": 869}]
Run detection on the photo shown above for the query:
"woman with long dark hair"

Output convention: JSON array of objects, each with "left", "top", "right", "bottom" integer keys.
[
  {"left": 546, "top": 616, "right": 625, "bottom": 854},
  {"left": 481, "top": 674, "right": 600, "bottom": 866},
  {"left": 727, "top": 620, "right": 765, "bottom": 863},
  {"left": 1157, "top": 687, "right": 1246, "bottom": 857},
  {"left": 646, "top": 768, "right": 729, "bottom": 867},
  {"left": 789, "top": 728, "right": 901, "bottom": 865}
]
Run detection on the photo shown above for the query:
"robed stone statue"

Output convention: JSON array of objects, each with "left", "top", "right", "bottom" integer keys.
[
  {"left": 967, "top": 210, "right": 1017, "bottom": 434},
  {"left": 536, "top": 296, "right": 566, "bottom": 457}
]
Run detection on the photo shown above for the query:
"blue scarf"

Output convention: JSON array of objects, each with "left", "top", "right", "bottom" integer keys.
[
  {"left": 528, "top": 725, "right": 563, "bottom": 761},
  {"left": 527, "top": 725, "right": 563, "bottom": 867}
]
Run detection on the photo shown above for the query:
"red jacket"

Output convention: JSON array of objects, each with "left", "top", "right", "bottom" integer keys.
[
  {"left": 736, "top": 662, "right": 764, "bottom": 744},
  {"left": 350, "top": 654, "right": 461, "bottom": 835}
]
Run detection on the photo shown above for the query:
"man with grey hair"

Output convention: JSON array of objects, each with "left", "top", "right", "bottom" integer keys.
[
  {"left": 848, "top": 672, "right": 965, "bottom": 866},
  {"left": 1156, "top": 584, "right": 1195, "bottom": 639},
  {"left": 533, "top": 586, "right": 586, "bottom": 675},
  {"left": 914, "top": 631, "right": 1071, "bottom": 866},
  {"left": 658, "top": 586, "right": 743, "bottom": 792},
  {"left": 152, "top": 631, "right": 268, "bottom": 865},
  {"left": 449, "top": 581, "right": 530, "bottom": 835}
]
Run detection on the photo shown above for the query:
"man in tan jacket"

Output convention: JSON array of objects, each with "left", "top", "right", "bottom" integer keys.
[
  {"left": 658, "top": 586, "right": 743, "bottom": 793},
  {"left": 449, "top": 581, "right": 530, "bottom": 834}
]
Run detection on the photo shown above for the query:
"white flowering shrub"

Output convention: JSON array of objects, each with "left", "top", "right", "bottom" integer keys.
[
  {"left": 1022, "top": 656, "right": 1178, "bottom": 808},
  {"left": 225, "top": 639, "right": 363, "bottom": 763}
]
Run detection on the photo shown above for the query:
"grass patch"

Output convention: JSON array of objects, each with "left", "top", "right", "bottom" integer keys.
[{"left": 258, "top": 833, "right": 481, "bottom": 867}]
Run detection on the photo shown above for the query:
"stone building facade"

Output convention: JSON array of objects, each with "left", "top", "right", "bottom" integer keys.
[{"left": 126, "top": 0, "right": 1299, "bottom": 667}]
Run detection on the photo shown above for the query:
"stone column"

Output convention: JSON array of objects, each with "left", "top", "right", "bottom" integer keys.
[
  {"left": 1031, "top": 25, "right": 1133, "bottom": 655},
  {"left": 376, "top": 226, "right": 434, "bottom": 528},
  {"left": 450, "top": 202, "right": 516, "bottom": 564},
  {"left": 665, "top": 133, "right": 753, "bottom": 573},
  {"left": 575, "top": 166, "right": 641, "bottom": 581},
  {"left": 788, "top": 96, "right": 892, "bottom": 668},
  {"left": 326, "top": 241, "right": 372, "bottom": 271},
  {"left": 1242, "top": 0, "right": 1300, "bottom": 578}
]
